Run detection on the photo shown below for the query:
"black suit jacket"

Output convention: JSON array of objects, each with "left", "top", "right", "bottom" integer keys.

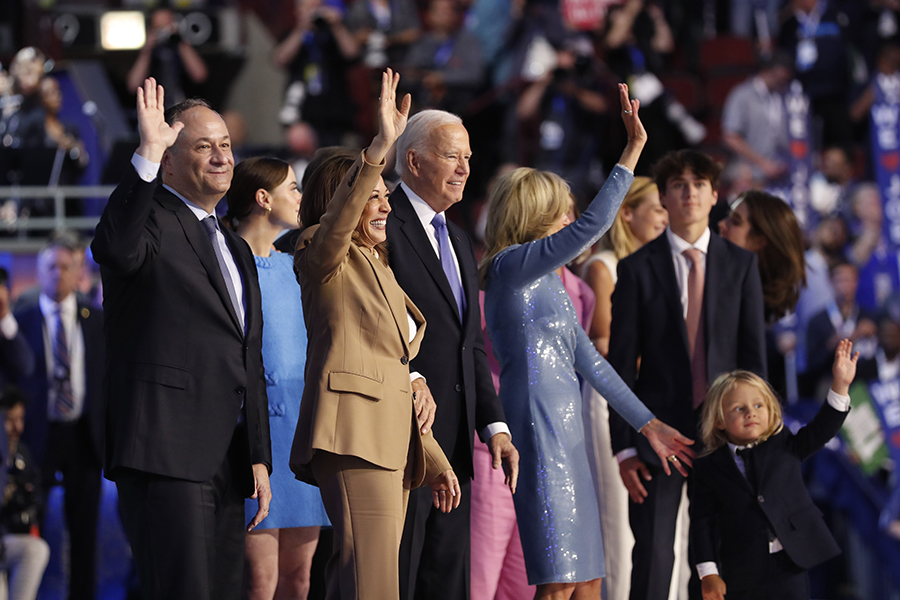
[
  {"left": 91, "top": 166, "right": 271, "bottom": 494},
  {"left": 608, "top": 230, "right": 767, "bottom": 463},
  {"left": 690, "top": 403, "right": 846, "bottom": 591},
  {"left": 855, "top": 357, "right": 880, "bottom": 382},
  {"left": 385, "top": 186, "right": 505, "bottom": 478},
  {"left": 0, "top": 322, "right": 34, "bottom": 387},
  {"left": 14, "top": 299, "right": 105, "bottom": 467}
]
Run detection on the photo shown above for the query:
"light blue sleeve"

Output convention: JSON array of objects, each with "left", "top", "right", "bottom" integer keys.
[
  {"left": 573, "top": 324, "right": 654, "bottom": 432},
  {"left": 490, "top": 165, "right": 635, "bottom": 289}
]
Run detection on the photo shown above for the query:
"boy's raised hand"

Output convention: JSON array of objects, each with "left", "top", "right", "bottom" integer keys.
[{"left": 832, "top": 338, "right": 859, "bottom": 396}]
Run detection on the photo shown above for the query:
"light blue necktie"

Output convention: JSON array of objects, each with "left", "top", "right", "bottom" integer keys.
[
  {"left": 202, "top": 216, "right": 244, "bottom": 330},
  {"left": 432, "top": 213, "right": 466, "bottom": 322}
]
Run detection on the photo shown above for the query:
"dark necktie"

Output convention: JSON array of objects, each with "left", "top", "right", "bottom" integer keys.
[
  {"left": 53, "top": 308, "right": 75, "bottom": 418},
  {"left": 201, "top": 216, "right": 244, "bottom": 330},
  {"left": 683, "top": 248, "right": 707, "bottom": 408},
  {"left": 432, "top": 213, "right": 466, "bottom": 322}
]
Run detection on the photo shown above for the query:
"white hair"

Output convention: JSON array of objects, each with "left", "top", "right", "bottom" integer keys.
[{"left": 395, "top": 109, "right": 463, "bottom": 180}]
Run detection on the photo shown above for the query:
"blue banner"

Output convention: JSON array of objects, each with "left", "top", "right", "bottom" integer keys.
[
  {"left": 862, "top": 378, "right": 900, "bottom": 525},
  {"left": 784, "top": 80, "right": 815, "bottom": 233},
  {"left": 871, "top": 73, "right": 900, "bottom": 250}
]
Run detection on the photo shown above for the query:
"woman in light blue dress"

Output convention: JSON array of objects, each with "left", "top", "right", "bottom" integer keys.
[
  {"left": 224, "top": 157, "right": 330, "bottom": 600},
  {"left": 480, "top": 85, "right": 694, "bottom": 599}
]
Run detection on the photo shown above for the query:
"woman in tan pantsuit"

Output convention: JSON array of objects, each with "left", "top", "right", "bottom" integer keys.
[{"left": 290, "top": 70, "right": 460, "bottom": 600}]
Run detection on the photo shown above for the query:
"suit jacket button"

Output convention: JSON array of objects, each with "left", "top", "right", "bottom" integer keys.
[
  {"left": 455, "top": 384, "right": 462, "bottom": 392},
  {"left": 757, "top": 495, "right": 764, "bottom": 503},
  {"left": 401, "top": 356, "right": 409, "bottom": 365},
  {"left": 235, "top": 386, "right": 246, "bottom": 394}
]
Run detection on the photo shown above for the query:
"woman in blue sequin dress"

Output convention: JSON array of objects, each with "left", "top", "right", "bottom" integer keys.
[
  {"left": 480, "top": 85, "right": 695, "bottom": 599},
  {"left": 224, "top": 157, "right": 330, "bottom": 600}
]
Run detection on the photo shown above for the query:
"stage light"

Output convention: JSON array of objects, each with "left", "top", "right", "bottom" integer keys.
[{"left": 99, "top": 11, "right": 146, "bottom": 50}]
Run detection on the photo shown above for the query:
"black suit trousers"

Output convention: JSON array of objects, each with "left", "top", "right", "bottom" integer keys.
[
  {"left": 116, "top": 427, "right": 248, "bottom": 600},
  {"left": 399, "top": 479, "right": 472, "bottom": 600},
  {"left": 725, "top": 551, "right": 807, "bottom": 600},
  {"left": 45, "top": 419, "right": 102, "bottom": 600},
  {"left": 628, "top": 466, "right": 700, "bottom": 600}
]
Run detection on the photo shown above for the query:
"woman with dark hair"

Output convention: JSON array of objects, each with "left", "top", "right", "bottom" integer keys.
[
  {"left": 718, "top": 190, "right": 807, "bottom": 322},
  {"left": 719, "top": 190, "right": 807, "bottom": 396},
  {"left": 289, "top": 69, "right": 458, "bottom": 600},
  {"left": 223, "top": 156, "right": 330, "bottom": 600}
]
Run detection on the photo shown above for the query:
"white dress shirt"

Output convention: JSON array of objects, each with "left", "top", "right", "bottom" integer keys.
[
  {"left": 666, "top": 226, "right": 711, "bottom": 320},
  {"left": 39, "top": 293, "right": 85, "bottom": 421},
  {"left": 696, "top": 388, "right": 851, "bottom": 579},
  {"left": 401, "top": 182, "right": 464, "bottom": 283},
  {"left": 399, "top": 182, "right": 510, "bottom": 443},
  {"left": 877, "top": 349, "right": 900, "bottom": 382},
  {"left": 131, "top": 153, "right": 246, "bottom": 330}
]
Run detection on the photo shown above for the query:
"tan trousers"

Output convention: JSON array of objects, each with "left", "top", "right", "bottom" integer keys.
[{"left": 311, "top": 451, "right": 410, "bottom": 600}]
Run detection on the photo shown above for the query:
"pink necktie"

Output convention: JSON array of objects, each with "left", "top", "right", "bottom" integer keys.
[{"left": 683, "top": 248, "right": 707, "bottom": 409}]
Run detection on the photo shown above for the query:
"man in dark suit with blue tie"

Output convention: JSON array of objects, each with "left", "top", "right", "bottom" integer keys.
[
  {"left": 608, "top": 150, "right": 767, "bottom": 600},
  {"left": 91, "top": 79, "right": 271, "bottom": 600},
  {"left": 386, "top": 110, "right": 518, "bottom": 600},
  {"left": 14, "top": 236, "right": 105, "bottom": 600}
]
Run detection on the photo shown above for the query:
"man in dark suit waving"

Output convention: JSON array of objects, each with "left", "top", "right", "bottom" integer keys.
[
  {"left": 91, "top": 78, "right": 271, "bottom": 600},
  {"left": 608, "top": 150, "right": 767, "bottom": 600},
  {"left": 387, "top": 110, "right": 518, "bottom": 600}
]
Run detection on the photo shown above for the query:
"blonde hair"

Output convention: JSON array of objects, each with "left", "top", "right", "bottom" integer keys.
[
  {"left": 602, "top": 177, "right": 658, "bottom": 260},
  {"left": 479, "top": 168, "right": 572, "bottom": 285},
  {"left": 700, "top": 370, "right": 784, "bottom": 453}
]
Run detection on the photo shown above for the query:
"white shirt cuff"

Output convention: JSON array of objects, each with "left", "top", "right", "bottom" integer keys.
[
  {"left": 616, "top": 448, "right": 638, "bottom": 464},
  {"left": 827, "top": 388, "right": 851, "bottom": 412},
  {"left": 697, "top": 562, "right": 719, "bottom": 578},
  {"left": 480, "top": 422, "right": 511, "bottom": 443},
  {"left": 410, "top": 372, "right": 424, "bottom": 384},
  {"left": 132, "top": 152, "right": 160, "bottom": 183},
  {"left": 0, "top": 312, "right": 17, "bottom": 339}
]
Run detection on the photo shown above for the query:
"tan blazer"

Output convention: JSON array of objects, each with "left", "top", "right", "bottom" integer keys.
[{"left": 290, "top": 152, "right": 451, "bottom": 488}]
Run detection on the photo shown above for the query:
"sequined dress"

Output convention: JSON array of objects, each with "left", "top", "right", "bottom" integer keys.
[{"left": 483, "top": 165, "right": 655, "bottom": 585}]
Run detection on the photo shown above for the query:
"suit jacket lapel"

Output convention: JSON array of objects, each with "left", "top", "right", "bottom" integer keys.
[
  {"left": 704, "top": 233, "right": 726, "bottom": 347},
  {"left": 359, "top": 248, "right": 411, "bottom": 357},
  {"left": 391, "top": 188, "right": 463, "bottom": 320},
  {"left": 447, "top": 221, "right": 474, "bottom": 327},
  {"left": 21, "top": 305, "right": 47, "bottom": 380},
  {"left": 710, "top": 445, "right": 755, "bottom": 496},
  {"left": 647, "top": 234, "right": 690, "bottom": 354},
  {"left": 159, "top": 189, "right": 244, "bottom": 337},
  {"left": 750, "top": 430, "right": 783, "bottom": 493},
  {"left": 223, "top": 227, "right": 255, "bottom": 337}
]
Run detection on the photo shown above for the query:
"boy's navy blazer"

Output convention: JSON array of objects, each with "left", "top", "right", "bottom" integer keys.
[{"left": 690, "top": 403, "right": 847, "bottom": 592}]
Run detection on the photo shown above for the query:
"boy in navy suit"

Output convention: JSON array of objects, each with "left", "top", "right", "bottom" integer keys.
[{"left": 690, "top": 339, "right": 856, "bottom": 600}]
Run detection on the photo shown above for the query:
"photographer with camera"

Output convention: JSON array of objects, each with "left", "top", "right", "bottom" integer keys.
[
  {"left": 126, "top": 8, "right": 209, "bottom": 108},
  {"left": 273, "top": 0, "right": 358, "bottom": 146},
  {"left": 400, "top": 0, "right": 485, "bottom": 116},
  {"left": 516, "top": 36, "right": 609, "bottom": 205}
]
